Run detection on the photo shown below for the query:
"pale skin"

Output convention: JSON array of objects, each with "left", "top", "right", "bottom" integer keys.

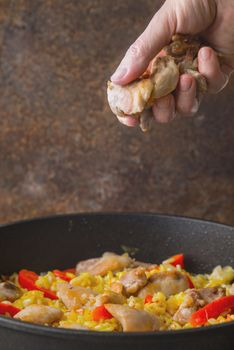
[{"left": 111, "top": 0, "right": 234, "bottom": 127}]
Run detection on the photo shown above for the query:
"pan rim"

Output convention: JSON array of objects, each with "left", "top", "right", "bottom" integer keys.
[
  {"left": 0, "top": 212, "right": 233, "bottom": 338},
  {"left": 0, "top": 211, "right": 233, "bottom": 230},
  {"left": 0, "top": 313, "right": 234, "bottom": 339}
]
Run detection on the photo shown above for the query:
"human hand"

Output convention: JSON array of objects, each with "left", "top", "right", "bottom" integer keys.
[{"left": 111, "top": 0, "right": 234, "bottom": 127}]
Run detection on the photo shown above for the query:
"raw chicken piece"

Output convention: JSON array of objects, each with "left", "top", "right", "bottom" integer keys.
[
  {"left": 76, "top": 252, "right": 132, "bottom": 276},
  {"left": 107, "top": 34, "right": 208, "bottom": 131},
  {"left": 104, "top": 304, "right": 161, "bottom": 332},
  {"left": 0, "top": 281, "right": 22, "bottom": 302},
  {"left": 107, "top": 79, "right": 154, "bottom": 117},
  {"left": 173, "top": 287, "right": 225, "bottom": 325},
  {"left": 138, "top": 271, "right": 189, "bottom": 298},
  {"left": 107, "top": 56, "right": 179, "bottom": 132},
  {"left": 120, "top": 267, "right": 147, "bottom": 295},
  {"left": 148, "top": 56, "right": 180, "bottom": 99},
  {"left": 57, "top": 283, "right": 96, "bottom": 310},
  {"left": 14, "top": 305, "right": 62, "bottom": 325}
]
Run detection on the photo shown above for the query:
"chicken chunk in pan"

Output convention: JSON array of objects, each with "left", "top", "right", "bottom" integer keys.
[
  {"left": 120, "top": 267, "right": 148, "bottom": 295},
  {"left": 104, "top": 304, "right": 161, "bottom": 332},
  {"left": 57, "top": 283, "right": 96, "bottom": 310},
  {"left": 95, "top": 291, "right": 126, "bottom": 306},
  {"left": 14, "top": 305, "right": 62, "bottom": 325},
  {"left": 0, "top": 281, "right": 22, "bottom": 302},
  {"left": 173, "top": 287, "right": 225, "bottom": 325},
  {"left": 138, "top": 270, "right": 189, "bottom": 298},
  {"left": 76, "top": 252, "right": 132, "bottom": 276}
]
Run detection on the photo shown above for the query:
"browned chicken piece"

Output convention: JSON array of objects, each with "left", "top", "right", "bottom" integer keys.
[
  {"left": 138, "top": 271, "right": 189, "bottom": 298},
  {"left": 76, "top": 252, "right": 132, "bottom": 276},
  {"left": 95, "top": 291, "right": 126, "bottom": 306},
  {"left": 57, "top": 283, "right": 96, "bottom": 310},
  {"left": 173, "top": 287, "right": 225, "bottom": 325},
  {"left": 59, "top": 322, "right": 88, "bottom": 330},
  {"left": 164, "top": 34, "right": 207, "bottom": 97},
  {"left": 107, "top": 34, "right": 208, "bottom": 132},
  {"left": 104, "top": 304, "right": 161, "bottom": 332},
  {"left": 0, "top": 281, "right": 22, "bottom": 302},
  {"left": 120, "top": 267, "right": 148, "bottom": 295},
  {"left": 164, "top": 34, "right": 201, "bottom": 58},
  {"left": 14, "top": 305, "right": 62, "bottom": 325}
]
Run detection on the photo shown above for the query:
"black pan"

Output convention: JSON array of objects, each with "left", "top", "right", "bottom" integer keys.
[{"left": 0, "top": 213, "right": 234, "bottom": 350}]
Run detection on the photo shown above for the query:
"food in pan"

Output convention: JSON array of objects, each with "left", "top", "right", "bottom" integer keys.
[
  {"left": 1, "top": 252, "right": 234, "bottom": 332},
  {"left": 107, "top": 34, "right": 208, "bottom": 131}
]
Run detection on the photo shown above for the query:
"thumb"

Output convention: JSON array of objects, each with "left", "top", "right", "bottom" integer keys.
[{"left": 111, "top": 3, "right": 176, "bottom": 85}]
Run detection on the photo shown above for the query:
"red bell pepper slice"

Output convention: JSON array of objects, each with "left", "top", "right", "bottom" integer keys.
[
  {"left": 163, "top": 254, "right": 185, "bottom": 269},
  {"left": 144, "top": 294, "right": 153, "bottom": 304},
  {"left": 53, "top": 269, "right": 72, "bottom": 282},
  {"left": 0, "top": 303, "right": 21, "bottom": 317},
  {"left": 92, "top": 305, "right": 113, "bottom": 321},
  {"left": 18, "top": 270, "right": 58, "bottom": 300},
  {"left": 190, "top": 295, "right": 234, "bottom": 326}
]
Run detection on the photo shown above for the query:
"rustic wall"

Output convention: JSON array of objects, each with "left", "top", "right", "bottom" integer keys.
[{"left": 0, "top": 0, "right": 233, "bottom": 225}]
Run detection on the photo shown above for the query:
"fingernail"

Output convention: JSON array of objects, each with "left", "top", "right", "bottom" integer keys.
[
  {"left": 180, "top": 75, "right": 193, "bottom": 92},
  {"left": 200, "top": 47, "right": 211, "bottom": 61},
  {"left": 111, "top": 67, "right": 127, "bottom": 82}
]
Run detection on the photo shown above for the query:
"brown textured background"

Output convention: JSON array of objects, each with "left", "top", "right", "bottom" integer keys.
[{"left": 0, "top": 0, "right": 233, "bottom": 225}]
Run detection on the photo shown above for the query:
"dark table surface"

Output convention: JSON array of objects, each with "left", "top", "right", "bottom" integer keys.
[{"left": 0, "top": 0, "right": 233, "bottom": 225}]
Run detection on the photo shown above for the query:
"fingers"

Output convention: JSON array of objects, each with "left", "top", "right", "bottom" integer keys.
[
  {"left": 198, "top": 47, "right": 229, "bottom": 93},
  {"left": 111, "top": 4, "right": 175, "bottom": 85},
  {"left": 117, "top": 95, "right": 176, "bottom": 127},
  {"left": 152, "top": 75, "right": 198, "bottom": 123},
  {"left": 175, "top": 74, "right": 198, "bottom": 115},
  {"left": 110, "top": 0, "right": 218, "bottom": 87},
  {"left": 152, "top": 94, "right": 175, "bottom": 123}
]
